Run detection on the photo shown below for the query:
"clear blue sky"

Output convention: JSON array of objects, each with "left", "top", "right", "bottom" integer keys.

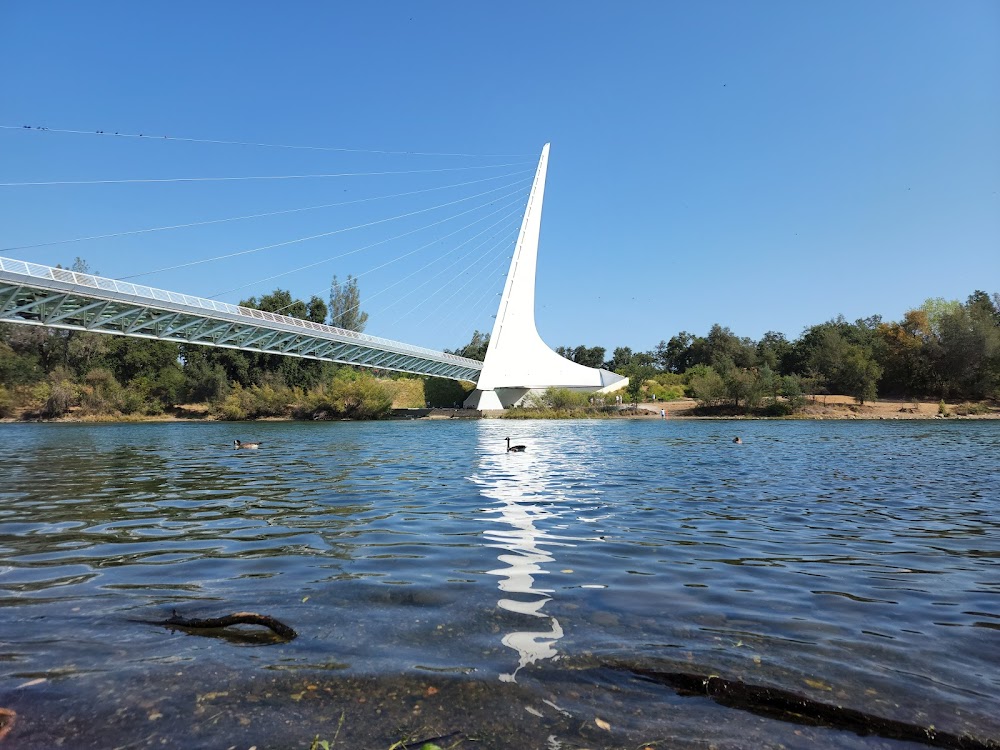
[{"left": 2, "top": 2, "right": 998, "bottom": 354}]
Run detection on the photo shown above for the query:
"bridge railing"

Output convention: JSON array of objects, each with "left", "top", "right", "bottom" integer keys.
[{"left": 0, "top": 256, "right": 480, "bottom": 367}]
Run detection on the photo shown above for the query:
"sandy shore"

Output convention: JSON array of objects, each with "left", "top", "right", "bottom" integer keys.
[
  {"left": 3, "top": 397, "right": 997, "bottom": 423},
  {"left": 640, "top": 397, "right": 1000, "bottom": 420}
]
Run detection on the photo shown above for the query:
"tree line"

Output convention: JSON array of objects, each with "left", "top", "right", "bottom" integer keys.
[
  {"left": 454, "top": 290, "right": 1000, "bottom": 410},
  {"left": 0, "top": 259, "right": 470, "bottom": 419},
  {"left": 543, "top": 290, "right": 999, "bottom": 410},
  {"left": 1, "top": 258, "right": 997, "bottom": 419}
]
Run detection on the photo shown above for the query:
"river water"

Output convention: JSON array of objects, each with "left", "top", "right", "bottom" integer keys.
[{"left": 0, "top": 418, "right": 998, "bottom": 749}]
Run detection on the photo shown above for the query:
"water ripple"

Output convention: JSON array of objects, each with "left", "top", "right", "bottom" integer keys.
[{"left": 0, "top": 419, "right": 998, "bottom": 745}]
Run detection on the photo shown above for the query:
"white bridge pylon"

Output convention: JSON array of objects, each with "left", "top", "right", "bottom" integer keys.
[{"left": 465, "top": 144, "right": 627, "bottom": 410}]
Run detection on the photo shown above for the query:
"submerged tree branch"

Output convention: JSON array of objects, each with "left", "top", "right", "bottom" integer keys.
[
  {"left": 618, "top": 667, "right": 999, "bottom": 750},
  {"left": 140, "top": 610, "right": 297, "bottom": 640}
]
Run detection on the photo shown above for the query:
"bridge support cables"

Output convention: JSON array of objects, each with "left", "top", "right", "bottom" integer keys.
[{"left": 0, "top": 256, "right": 483, "bottom": 382}]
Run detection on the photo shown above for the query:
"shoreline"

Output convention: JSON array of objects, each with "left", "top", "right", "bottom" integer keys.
[
  {"left": 622, "top": 396, "right": 1000, "bottom": 420},
  {"left": 2, "top": 397, "right": 998, "bottom": 423}
]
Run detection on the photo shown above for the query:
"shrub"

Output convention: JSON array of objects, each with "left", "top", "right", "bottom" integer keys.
[
  {"left": 424, "top": 377, "right": 475, "bottom": 407},
  {"left": 762, "top": 401, "right": 795, "bottom": 417},
  {"left": 0, "top": 385, "right": 13, "bottom": 418},
  {"left": 0, "top": 341, "right": 41, "bottom": 386},
  {"left": 647, "top": 382, "right": 686, "bottom": 401},
  {"left": 80, "top": 368, "right": 123, "bottom": 415},
  {"left": 688, "top": 366, "right": 726, "bottom": 406},
  {"left": 217, "top": 388, "right": 249, "bottom": 420},
  {"left": 780, "top": 375, "right": 807, "bottom": 409},
  {"left": 329, "top": 373, "right": 392, "bottom": 419},
  {"left": 118, "top": 387, "right": 147, "bottom": 415},
  {"left": 291, "top": 371, "right": 392, "bottom": 420},
  {"left": 653, "top": 372, "right": 685, "bottom": 387},
  {"left": 41, "top": 376, "right": 78, "bottom": 418},
  {"left": 540, "top": 387, "right": 591, "bottom": 410},
  {"left": 385, "top": 378, "right": 425, "bottom": 408},
  {"left": 953, "top": 401, "right": 992, "bottom": 416},
  {"left": 212, "top": 381, "right": 293, "bottom": 420},
  {"left": 183, "top": 360, "right": 230, "bottom": 402},
  {"left": 249, "top": 383, "right": 291, "bottom": 417}
]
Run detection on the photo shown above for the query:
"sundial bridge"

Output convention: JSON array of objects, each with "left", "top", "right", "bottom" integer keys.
[{"left": 0, "top": 145, "right": 626, "bottom": 408}]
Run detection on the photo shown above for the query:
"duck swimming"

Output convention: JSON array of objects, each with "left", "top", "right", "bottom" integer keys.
[
  {"left": 506, "top": 437, "right": 526, "bottom": 452},
  {"left": 234, "top": 440, "right": 261, "bottom": 449}
]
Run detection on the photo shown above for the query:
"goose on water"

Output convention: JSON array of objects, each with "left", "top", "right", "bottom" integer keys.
[
  {"left": 506, "top": 437, "right": 526, "bottom": 453},
  {"left": 234, "top": 440, "right": 261, "bottom": 450}
]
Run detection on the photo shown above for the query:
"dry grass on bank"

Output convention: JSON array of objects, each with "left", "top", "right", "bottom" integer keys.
[{"left": 652, "top": 396, "right": 1000, "bottom": 420}]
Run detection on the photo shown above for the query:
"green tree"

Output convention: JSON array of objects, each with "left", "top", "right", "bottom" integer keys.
[
  {"left": 607, "top": 346, "right": 634, "bottom": 372},
  {"left": 607, "top": 346, "right": 658, "bottom": 372},
  {"left": 236, "top": 289, "right": 334, "bottom": 389},
  {"left": 329, "top": 275, "right": 368, "bottom": 332},
  {"left": 780, "top": 374, "right": 807, "bottom": 409},
  {"left": 935, "top": 293, "right": 1000, "bottom": 399},
  {"left": 804, "top": 325, "right": 849, "bottom": 391},
  {"left": 624, "top": 363, "right": 655, "bottom": 405},
  {"left": 876, "top": 309, "right": 938, "bottom": 397},
  {"left": 555, "top": 345, "right": 606, "bottom": 369},
  {"left": 448, "top": 330, "right": 490, "bottom": 361},
  {"left": 757, "top": 331, "right": 792, "bottom": 374},
  {"left": 920, "top": 297, "right": 962, "bottom": 335},
  {"left": 688, "top": 324, "right": 757, "bottom": 371},
  {"left": 840, "top": 346, "right": 882, "bottom": 404},
  {"left": 307, "top": 296, "right": 328, "bottom": 324},
  {"left": 424, "top": 376, "right": 474, "bottom": 407},
  {"left": 0, "top": 333, "right": 42, "bottom": 385},
  {"left": 687, "top": 365, "right": 726, "bottom": 406},
  {"left": 660, "top": 332, "right": 696, "bottom": 373},
  {"left": 180, "top": 349, "right": 231, "bottom": 402},
  {"left": 244, "top": 289, "right": 304, "bottom": 318},
  {"left": 100, "top": 337, "right": 180, "bottom": 385}
]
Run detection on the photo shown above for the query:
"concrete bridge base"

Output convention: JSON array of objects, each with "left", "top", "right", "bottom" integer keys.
[{"left": 465, "top": 375, "right": 628, "bottom": 410}]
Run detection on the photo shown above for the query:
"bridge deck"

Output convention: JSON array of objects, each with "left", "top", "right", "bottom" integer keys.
[{"left": 0, "top": 256, "right": 483, "bottom": 382}]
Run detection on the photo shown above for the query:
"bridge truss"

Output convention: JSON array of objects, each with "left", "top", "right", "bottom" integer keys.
[{"left": 0, "top": 256, "right": 483, "bottom": 382}]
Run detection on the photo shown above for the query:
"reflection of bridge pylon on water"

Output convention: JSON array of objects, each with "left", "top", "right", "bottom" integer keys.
[
  {"left": 485, "top": 502, "right": 566, "bottom": 684},
  {"left": 473, "top": 422, "right": 610, "bottom": 682},
  {"left": 0, "top": 143, "right": 627, "bottom": 404},
  {"left": 475, "top": 433, "right": 567, "bottom": 682}
]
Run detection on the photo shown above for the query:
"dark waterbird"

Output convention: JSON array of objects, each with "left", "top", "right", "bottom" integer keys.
[
  {"left": 234, "top": 440, "right": 261, "bottom": 450},
  {"left": 506, "top": 437, "right": 526, "bottom": 452}
]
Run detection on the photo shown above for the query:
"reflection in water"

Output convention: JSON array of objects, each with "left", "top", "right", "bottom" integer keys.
[
  {"left": 471, "top": 424, "right": 601, "bottom": 682},
  {"left": 3, "top": 420, "right": 999, "bottom": 747},
  {"left": 484, "top": 496, "right": 564, "bottom": 683}
]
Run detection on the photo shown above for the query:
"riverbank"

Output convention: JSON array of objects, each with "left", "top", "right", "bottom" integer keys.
[
  {"left": 2, "top": 396, "right": 998, "bottom": 423},
  {"left": 652, "top": 396, "right": 1000, "bottom": 420},
  {"left": 480, "top": 396, "right": 1000, "bottom": 420},
  {"left": 620, "top": 396, "right": 1000, "bottom": 419}
]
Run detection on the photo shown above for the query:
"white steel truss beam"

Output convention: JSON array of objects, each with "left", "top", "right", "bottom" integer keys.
[{"left": 0, "top": 256, "right": 482, "bottom": 383}]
